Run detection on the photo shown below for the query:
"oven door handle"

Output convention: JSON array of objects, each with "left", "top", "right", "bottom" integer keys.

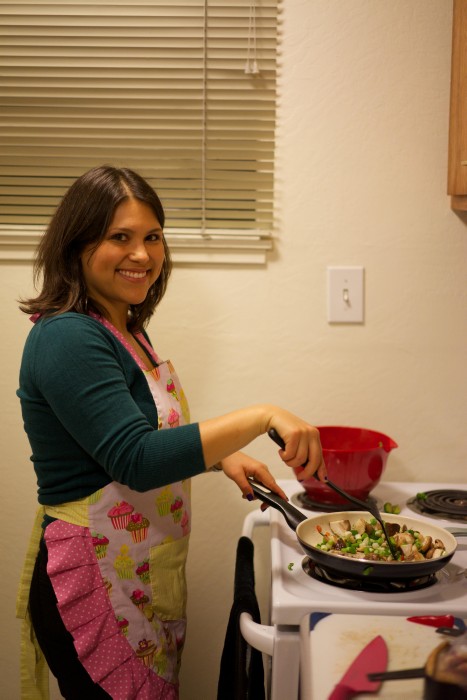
[
  {"left": 239, "top": 612, "right": 274, "bottom": 656},
  {"left": 239, "top": 510, "right": 274, "bottom": 654}
]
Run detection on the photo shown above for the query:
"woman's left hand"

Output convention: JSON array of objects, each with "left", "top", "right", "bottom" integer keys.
[{"left": 219, "top": 451, "right": 288, "bottom": 505}]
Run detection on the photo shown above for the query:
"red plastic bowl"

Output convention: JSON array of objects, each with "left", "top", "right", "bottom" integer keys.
[{"left": 295, "top": 426, "right": 398, "bottom": 505}]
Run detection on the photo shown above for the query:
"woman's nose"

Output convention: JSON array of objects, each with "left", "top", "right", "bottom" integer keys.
[{"left": 128, "top": 241, "right": 150, "bottom": 262}]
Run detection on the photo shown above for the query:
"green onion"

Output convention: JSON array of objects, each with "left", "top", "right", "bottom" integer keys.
[{"left": 383, "top": 501, "right": 401, "bottom": 514}]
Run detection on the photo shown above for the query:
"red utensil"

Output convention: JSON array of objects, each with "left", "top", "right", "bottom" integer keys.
[
  {"left": 328, "top": 635, "right": 388, "bottom": 700},
  {"left": 407, "top": 615, "right": 455, "bottom": 628}
]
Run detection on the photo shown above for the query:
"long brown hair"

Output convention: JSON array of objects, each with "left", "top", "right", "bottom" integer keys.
[{"left": 19, "top": 165, "right": 172, "bottom": 331}]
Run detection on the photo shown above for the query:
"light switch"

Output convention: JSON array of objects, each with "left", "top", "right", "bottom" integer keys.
[{"left": 327, "top": 266, "right": 364, "bottom": 323}]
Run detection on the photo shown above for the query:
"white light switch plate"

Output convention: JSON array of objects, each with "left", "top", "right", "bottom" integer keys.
[{"left": 327, "top": 266, "right": 364, "bottom": 323}]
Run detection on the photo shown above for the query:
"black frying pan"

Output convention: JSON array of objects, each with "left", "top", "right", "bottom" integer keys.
[{"left": 249, "top": 479, "right": 462, "bottom": 581}]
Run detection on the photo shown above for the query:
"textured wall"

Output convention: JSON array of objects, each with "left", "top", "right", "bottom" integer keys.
[{"left": 1, "top": 2, "right": 466, "bottom": 699}]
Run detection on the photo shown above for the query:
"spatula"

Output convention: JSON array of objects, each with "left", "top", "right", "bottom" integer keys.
[
  {"left": 268, "top": 427, "right": 398, "bottom": 558},
  {"left": 328, "top": 635, "right": 388, "bottom": 699}
]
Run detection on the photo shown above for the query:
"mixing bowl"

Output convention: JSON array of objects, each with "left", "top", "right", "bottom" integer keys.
[{"left": 295, "top": 426, "right": 398, "bottom": 505}]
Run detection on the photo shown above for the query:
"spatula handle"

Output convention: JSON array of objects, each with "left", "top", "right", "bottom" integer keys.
[
  {"left": 268, "top": 427, "right": 287, "bottom": 452},
  {"left": 268, "top": 427, "right": 313, "bottom": 471},
  {"left": 368, "top": 667, "right": 425, "bottom": 681}
]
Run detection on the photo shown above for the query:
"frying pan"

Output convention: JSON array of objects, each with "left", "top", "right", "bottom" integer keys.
[{"left": 249, "top": 479, "right": 463, "bottom": 581}]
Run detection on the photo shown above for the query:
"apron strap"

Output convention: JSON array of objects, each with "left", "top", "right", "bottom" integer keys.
[
  {"left": 19, "top": 610, "right": 49, "bottom": 700},
  {"left": 16, "top": 506, "right": 49, "bottom": 699}
]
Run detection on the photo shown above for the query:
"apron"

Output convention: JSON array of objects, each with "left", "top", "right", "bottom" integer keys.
[{"left": 19, "top": 316, "right": 193, "bottom": 700}]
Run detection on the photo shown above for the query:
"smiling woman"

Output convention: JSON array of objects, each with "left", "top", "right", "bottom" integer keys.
[
  {"left": 15, "top": 165, "right": 325, "bottom": 699},
  {"left": 80, "top": 199, "right": 166, "bottom": 335}
]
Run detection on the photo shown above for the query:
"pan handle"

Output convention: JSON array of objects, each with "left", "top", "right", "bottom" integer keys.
[{"left": 248, "top": 478, "right": 307, "bottom": 530}]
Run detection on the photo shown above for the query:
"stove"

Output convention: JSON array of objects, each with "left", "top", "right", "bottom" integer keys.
[{"left": 241, "top": 480, "right": 467, "bottom": 700}]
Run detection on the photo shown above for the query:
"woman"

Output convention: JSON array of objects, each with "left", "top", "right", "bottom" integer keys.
[{"left": 16, "top": 165, "right": 326, "bottom": 699}]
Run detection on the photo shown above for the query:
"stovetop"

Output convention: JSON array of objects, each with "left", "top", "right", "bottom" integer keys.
[{"left": 269, "top": 481, "right": 467, "bottom": 626}]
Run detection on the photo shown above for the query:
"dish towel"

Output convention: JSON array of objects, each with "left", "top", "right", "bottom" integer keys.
[{"left": 217, "top": 536, "right": 265, "bottom": 700}]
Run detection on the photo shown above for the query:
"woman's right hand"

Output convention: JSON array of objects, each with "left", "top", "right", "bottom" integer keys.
[
  {"left": 264, "top": 409, "right": 327, "bottom": 482},
  {"left": 199, "top": 403, "right": 326, "bottom": 482}
]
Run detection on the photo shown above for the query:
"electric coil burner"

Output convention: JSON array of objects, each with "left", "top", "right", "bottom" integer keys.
[
  {"left": 407, "top": 489, "right": 467, "bottom": 521},
  {"left": 301, "top": 557, "right": 438, "bottom": 593},
  {"left": 292, "top": 491, "right": 380, "bottom": 513}
]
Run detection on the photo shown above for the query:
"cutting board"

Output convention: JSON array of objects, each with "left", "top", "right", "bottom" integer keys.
[{"left": 299, "top": 613, "right": 461, "bottom": 700}]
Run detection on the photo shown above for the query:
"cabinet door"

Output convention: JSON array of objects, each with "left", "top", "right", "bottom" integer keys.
[{"left": 448, "top": 0, "right": 467, "bottom": 210}]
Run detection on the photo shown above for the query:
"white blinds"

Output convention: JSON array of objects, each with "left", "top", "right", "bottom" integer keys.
[{"left": 0, "top": 0, "right": 279, "bottom": 263}]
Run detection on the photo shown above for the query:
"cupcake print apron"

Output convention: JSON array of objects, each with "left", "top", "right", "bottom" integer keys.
[{"left": 42, "top": 317, "right": 192, "bottom": 699}]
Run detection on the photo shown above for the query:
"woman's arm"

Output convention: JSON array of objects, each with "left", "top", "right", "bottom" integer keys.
[{"left": 22, "top": 315, "right": 325, "bottom": 498}]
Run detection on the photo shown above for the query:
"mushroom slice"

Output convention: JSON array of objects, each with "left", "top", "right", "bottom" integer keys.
[
  {"left": 405, "top": 550, "right": 425, "bottom": 562},
  {"left": 353, "top": 518, "right": 367, "bottom": 535},
  {"left": 420, "top": 536, "right": 433, "bottom": 553},
  {"left": 393, "top": 532, "right": 415, "bottom": 558},
  {"left": 401, "top": 543, "right": 415, "bottom": 557},
  {"left": 394, "top": 532, "right": 414, "bottom": 547},
  {"left": 384, "top": 522, "right": 401, "bottom": 538},
  {"left": 329, "top": 519, "right": 351, "bottom": 537},
  {"left": 412, "top": 549, "right": 426, "bottom": 561},
  {"left": 431, "top": 548, "right": 445, "bottom": 559}
]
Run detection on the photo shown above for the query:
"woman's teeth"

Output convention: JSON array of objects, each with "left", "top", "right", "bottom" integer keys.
[{"left": 119, "top": 270, "right": 147, "bottom": 279}]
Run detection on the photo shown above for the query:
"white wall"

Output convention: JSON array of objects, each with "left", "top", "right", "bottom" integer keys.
[{"left": 2, "top": 2, "right": 466, "bottom": 699}]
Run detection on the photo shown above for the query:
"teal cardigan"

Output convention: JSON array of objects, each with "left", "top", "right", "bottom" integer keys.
[{"left": 17, "top": 313, "right": 205, "bottom": 505}]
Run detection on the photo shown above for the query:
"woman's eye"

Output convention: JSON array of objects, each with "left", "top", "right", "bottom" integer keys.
[
  {"left": 146, "top": 233, "right": 162, "bottom": 242},
  {"left": 109, "top": 232, "right": 127, "bottom": 241}
]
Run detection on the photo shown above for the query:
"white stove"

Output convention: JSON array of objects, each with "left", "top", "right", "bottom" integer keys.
[{"left": 241, "top": 480, "right": 467, "bottom": 700}]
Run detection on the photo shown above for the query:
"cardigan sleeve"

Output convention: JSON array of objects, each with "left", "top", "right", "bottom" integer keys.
[{"left": 18, "top": 314, "right": 206, "bottom": 494}]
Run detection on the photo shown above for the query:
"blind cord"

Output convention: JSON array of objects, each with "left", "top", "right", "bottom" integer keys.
[
  {"left": 245, "top": 0, "right": 259, "bottom": 75},
  {"left": 201, "top": 0, "right": 208, "bottom": 236}
]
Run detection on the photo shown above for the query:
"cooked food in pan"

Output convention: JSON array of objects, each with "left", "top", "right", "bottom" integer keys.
[{"left": 315, "top": 517, "right": 447, "bottom": 563}]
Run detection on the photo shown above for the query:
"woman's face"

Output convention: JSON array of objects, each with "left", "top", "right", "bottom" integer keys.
[{"left": 80, "top": 197, "right": 165, "bottom": 325}]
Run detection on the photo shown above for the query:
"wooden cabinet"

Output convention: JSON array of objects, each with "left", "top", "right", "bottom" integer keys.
[{"left": 448, "top": 0, "right": 467, "bottom": 210}]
